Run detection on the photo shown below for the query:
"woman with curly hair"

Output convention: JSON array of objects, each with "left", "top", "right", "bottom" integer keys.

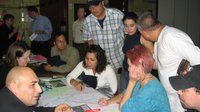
[{"left": 66, "top": 44, "right": 117, "bottom": 95}]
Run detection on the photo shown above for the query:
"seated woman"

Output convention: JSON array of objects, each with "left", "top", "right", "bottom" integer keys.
[
  {"left": 66, "top": 45, "right": 117, "bottom": 95},
  {"left": 98, "top": 45, "right": 170, "bottom": 112},
  {"left": 0, "top": 41, "right": 30, "bottom": 89}
]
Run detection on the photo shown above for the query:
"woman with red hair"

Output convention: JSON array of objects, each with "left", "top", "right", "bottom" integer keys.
[{"left": 99, "top": 45, "right": 170, "bottom": 112}]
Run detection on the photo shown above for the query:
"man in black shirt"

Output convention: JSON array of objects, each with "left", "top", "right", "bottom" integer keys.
[{"left": 0, "top": 66, "right": 72, "bottom": 112}]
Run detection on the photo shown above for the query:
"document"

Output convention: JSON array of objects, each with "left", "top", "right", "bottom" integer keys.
[
  {"left": 29, "top": 33, "right": 38, "bottom": 41},
  {"left": 72, "top": 104, "right": 91, "bottom": 112}
]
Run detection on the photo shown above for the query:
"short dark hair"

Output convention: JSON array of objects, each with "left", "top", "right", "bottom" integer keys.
[
  {"left": 123, "top": 12, "right": 138, "bottom": 23},
  {"left": 53, "top": 32, "right": 67, "bottom": 42},
  {"left": 5, "top": 41, "right": 30, "bottom": 67},
  {"left": 137, "top": 12, "right": 160, "bottom": 31},
  {"left": 3, "top": 14, "right": 14, "bottom": 22},
  {"left": 27, "top": 6, "right": 38, "bottom": 13},
  {"left": 83, "top": 45, "right": 107, "bottom": 74}
]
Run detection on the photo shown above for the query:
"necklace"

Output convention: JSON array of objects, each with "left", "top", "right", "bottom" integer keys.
[{"left": 140, "top": 74, "right": 154, "bottom": 87}]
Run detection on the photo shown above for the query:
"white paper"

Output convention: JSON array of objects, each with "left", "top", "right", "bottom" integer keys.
[
  {"left": 37, "top": 86, "right": 120, "bottom": 112},
  {"left": 29, "top": 33, "right": 38, "bottom": 41}
]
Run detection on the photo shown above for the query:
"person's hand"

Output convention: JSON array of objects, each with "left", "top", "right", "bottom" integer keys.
[
  {"left": 88, "top": 39, "right": 94, "bottom": 45},
  {"left": 55, "top": 104, "right": 72, "bottom": 112},
  {"left": 43, "top": 64, "right": 52, "bottom": 71},
  {"left": 73, "top": 81, "right": 85, "bottom": 91},
  {"left": 98, "top": 98, "right": 109, "bottom": 106},
  {"left": 129, "top": 65, "right": 140, "bottom": 82}
]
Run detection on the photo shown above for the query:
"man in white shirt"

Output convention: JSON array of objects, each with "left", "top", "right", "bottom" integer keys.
[{"left": 137, "top": 12, "right": 200, "bottom": 112}]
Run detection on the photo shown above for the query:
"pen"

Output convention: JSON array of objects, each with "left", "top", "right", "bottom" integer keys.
[
  {"left": 80, "top": 82, "right": 84, "bottom": 91},
  {"left": 84, "top": 108, "right": 101, "bottom": 112}
]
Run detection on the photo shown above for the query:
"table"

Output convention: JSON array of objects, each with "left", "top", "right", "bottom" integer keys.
[{"left": 37, "top": 78, "right": 120, "bottom": 112}]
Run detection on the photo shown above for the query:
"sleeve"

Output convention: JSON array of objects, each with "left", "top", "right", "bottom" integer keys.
[
  {"left": 31, "top": 106, "right": 55, "bottom": 112},
  {"left": 51, "top": 48, "right": 80, "bottom": 73},
  {"left": 168, "top": 32, "right": 200, "bottom": 65},
  {"left": 104, "top": 65, "right": 118, "bottom": 94},
  {"left": 66, "top": 62, "right": 84, "bottom": 86},
  {"left": 83, "top": 18, "right": 92, "bottom": 41},
  {"left": 43, "top": 17, "right": 53, "bottom": 34},
  {"left": 36, "top": 17, "right": 52, "bottom": 40}
]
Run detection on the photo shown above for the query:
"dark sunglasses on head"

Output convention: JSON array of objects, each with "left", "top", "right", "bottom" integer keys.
[{"left": 177, "top": 59, "right": 193, "bottom": 76}]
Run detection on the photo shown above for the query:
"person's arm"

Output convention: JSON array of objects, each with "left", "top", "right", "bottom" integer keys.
[
  {"left": 32, "top": 104, "right": 72, "bottom": 112},
  {"left": 119, "top": 64, "right": 139, "bottom": 109},
  {"left": 169, "top": 33, "right": 200, "bottom": 65},
  {"left": 40, "top": 17, "right": 52, "bottom": 35},
  {"left": 140, "top": 36, "right": 157, "bottom": 69},
  {"left": 83, "top": 18, "right": 93, "bottom": 45},
  {"left": 32, "top": 17, "right": 52, "bottom": 41},
  {"left": 104, "top": 65, "right": 118, "bottom": 94},
  {"left": 66, "top": 62, "right": 84, "bottom": 86},
  {"left": 51, "top": 47, "right": 80, "bottom": 73},
  {"left": 98, "top": 93, "right": 123, "bottom": 106},
  {"left": 31, "top": 106, "right": 55, "bottom": 112},
  {"left": 119, "top": 81, "right": 136, "bottom": 109},
  {"left": 140, "top": 36, "right": 154, "bottom": 54},
  {"left": 70, "top": 79, "right": 84, "bottom": 91}
]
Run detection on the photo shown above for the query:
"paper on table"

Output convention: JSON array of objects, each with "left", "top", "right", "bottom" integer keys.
[
  {"left": 37, "top": 86, "right": 120, "bottom": 112},
  {"left": 40, "top": 77, "right": 52, "bottom": 81},
  {"left": 29, "top": 33, "right": 38, "bottom": 41}
]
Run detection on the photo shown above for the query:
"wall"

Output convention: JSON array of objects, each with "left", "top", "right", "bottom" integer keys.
[{"left": 158, "top": 0, "right": 200, "bottom": 46}]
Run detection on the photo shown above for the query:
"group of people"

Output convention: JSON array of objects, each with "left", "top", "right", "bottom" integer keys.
[
  {"left": 81, "top": 0, "right": 200, "bottom": 112},
  {"left": 1, "top": 0, "right": 200, "bottom": 112}
]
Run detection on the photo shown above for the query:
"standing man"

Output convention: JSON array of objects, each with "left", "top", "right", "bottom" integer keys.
[
  {"left": 72, "top": 6, "right": 87, "bottom": 61},
  {"left": 0, "top": 14, "right": 18, "bottom": 61},
  {"left": 27, "top": 6, "right": 53, "bottom": 58},
  {"left": 83, "top": 0, "right": 124, "bottom": 71},
  {"left": 137, "top": 12, "right": 200, "bottom": 112},
  {"left": 0, "top": 66, "right": 72, "bottom": 112}
]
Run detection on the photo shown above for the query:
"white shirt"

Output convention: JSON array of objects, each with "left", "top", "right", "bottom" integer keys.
[
  {"left": 154, "top": 26, "right": 200, "bottom": 112},
  {"left": 66, "top": 61, "right": 117, "bottom": 94},
  {"left": 72, "top": 19, "right": 85, "bottom": 44}
]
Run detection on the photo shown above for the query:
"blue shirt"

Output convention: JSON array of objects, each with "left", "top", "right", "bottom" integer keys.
[
  {"left": 29, "top": 15, "right": 52, "bottom": 41},
  {"left": 121, "top": 79, "right": 170, "bottom": 112}
]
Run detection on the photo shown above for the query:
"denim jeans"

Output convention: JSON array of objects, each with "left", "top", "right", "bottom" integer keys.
[{"left": 120, "top": 68, "right": 129, "bottom": 92}]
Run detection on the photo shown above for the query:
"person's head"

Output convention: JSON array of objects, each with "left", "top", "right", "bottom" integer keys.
[
  {"left": 83, "top": 44, "right": 107, "bottom": 73},
  {"left": 27, "top": 6, "right": 39, "bottom": 19},
  {"left": 77, "top": 6, "right": 86, "bottom": 20},
  {"left": 123, "top": 12, "right": 138, "bottom": 35},
  {"left": 53, "top": 32, "right": 67, "bottom": 51},
  {"left": 169, "top": 65, "right": 200, "bottom": 110},
  {"left": 137, "top": 12, "right": 161, "bottom": 42},
  {"left": 3, "top": 14, "right": 14, "bottom": 26},
  {"left": 87, "top": 0, "right": 105, "bottom": 19},
  {"left": 126, "top": 45, "right": 153, "bottom": 76},
  {"left": 6, "top": 66, "right": 42, "bottom": 106},
  {"left": 5, "top": 41, "right": 30, "bottom": 67}
]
